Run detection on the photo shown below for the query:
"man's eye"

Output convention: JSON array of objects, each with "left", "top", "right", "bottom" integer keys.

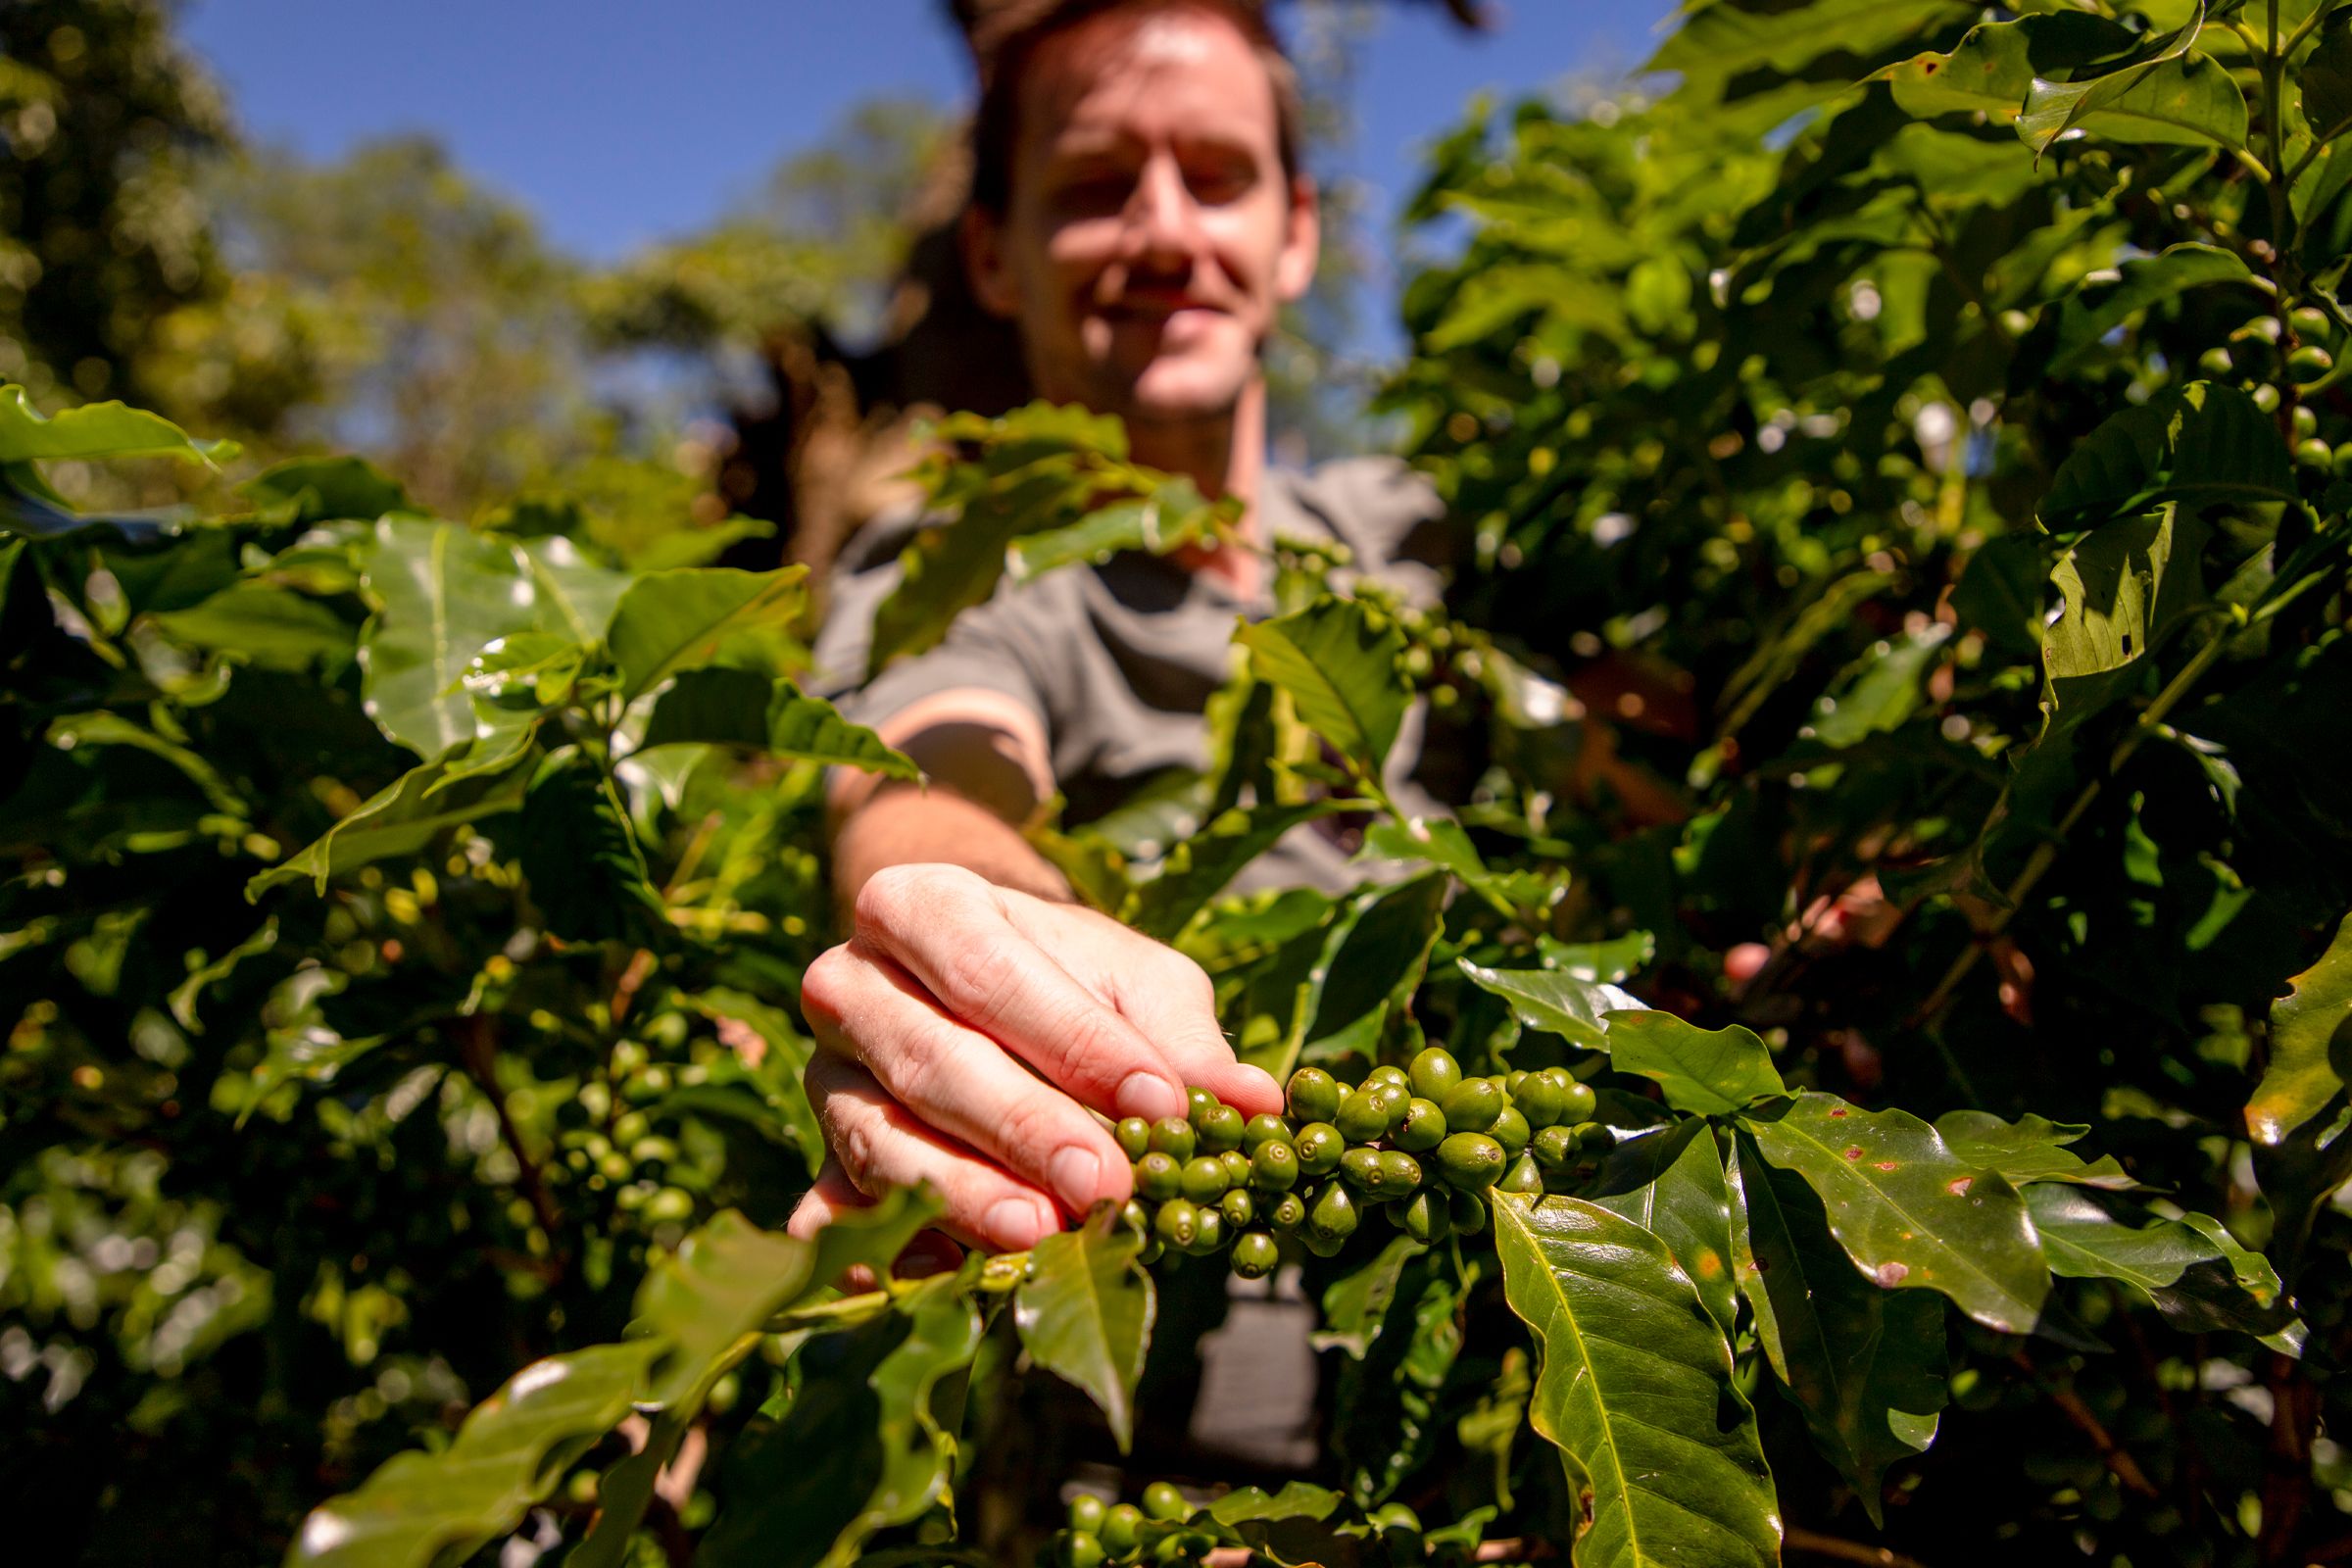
[
  {"left": 1186, "top": 162, "right": 1254, "bottom": 205},
  {"left": 1054, "top": 173, "right": 1133, "bottom": 213}
]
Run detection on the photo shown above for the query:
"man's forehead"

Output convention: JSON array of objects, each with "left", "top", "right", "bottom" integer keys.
[{"left": 1017, "top": 5, "right": 1279, "bottom": 151}]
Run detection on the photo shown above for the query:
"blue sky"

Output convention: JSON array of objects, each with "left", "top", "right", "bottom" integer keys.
[{"left": 180, "top": 0, "right": 1674, "bottom": 271}]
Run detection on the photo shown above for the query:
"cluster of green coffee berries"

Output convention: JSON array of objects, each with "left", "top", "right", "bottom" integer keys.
[
  {"left": 1044, "top": 1485, "right": 1437, "bottom": 1567},
  {"left": 1113, "top": 1046, "right": 1606, "bottom": 1277}
]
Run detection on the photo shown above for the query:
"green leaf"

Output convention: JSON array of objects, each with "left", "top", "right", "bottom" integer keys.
[
  {"left": 699, "top": 1270, "right": 986, "bottom": 1568},
  {"left": 1013, "top": 1203, "right": 1154, "bottom": 1452},
  {"left": 514, "top": 753, "right": 665, "bottom": 946},
  {"left": 2042, "top": 383, "right": 2295, "bottom": 528},
  {"left": 2017, "top": 8, "right": 2245, "bottom": 156},
  {"left": 689, "top": 989, "right": 825, "bottom": 1179},
  {"left": 2044, "top": 244, "right": 2261, "bottom": 375},
  {"left": 1604, "top": 1010, "right": 1787, "bottom": 1115},
  {"left": 1741, "top": 1093, "right": 2049, "bottom": 1334},
  {"left": 2300, "top": 9, "right": 2352, "bottom": 142},
  {"left": 243, "top": 455, "right": 414, "bottom": 523},
  {"left": 1649, "top": 0, "right": 1975, "bottom": 92},
  {"left": 1123, "top": 801, "right": 1350, "bottom": 942},
  {"left": 1358, "top": 814, "right": 1558, "bottom": 913},
  {"left": 1004, "top": 483, "right": 1222, "bottom": 582},
  {"left": 1310, "top": 1234, "right": 1427, "bottom": 1357},
  {"left": 248, "top": 741, "right": 537, "bottom": 900},
  {"left": 1490, "top": 1192, "right": 1782, "bottom": 1568},
  {"left": 1881, "top": 14, "right": 2139, "bottom": 122},
  {"left": 0, "top": 384, "right": 233, "bottom": 466},
  {"left": 1538, "top": 930, "right": 1656, "bottom": 985},
  {"left": 606, "top": 564, "right": 809, "bottom": 700},
  {"left": 2027, "top": 1183, "right": 2222, "bottom": 1291},
  {"left": 287, "top": 1340, "right": 662, "bottom": 1568},
  {"left": 1588, "top": 1122, "right": 1740, "bottom": 1338},
  {"left": 1455, "top": 958, "right": 1636, "bottom": 1052},
  {"left": 150, "top": 583, "right": 355, "bottom": 674},
  {"left": 1935, "top": 1109, "right": 2134, "bottom": 1188},
  {"left": 2248, "top": 911, "right": 2352, "bottom": 1145},
  {"left": 634, "top": 667, "right": 916, "bottom": 777},
  {"left": 1298, "top": 871, "right": 1450, "bottom": 1063},
  {"left": 1331, "top": 1250, "right": 1463, "bottom": 1510},
  {"left": 1234, "top": 597, "right": 1410, "bottom": 779},
  {"left": 1729, "top": 1134, "right": 1947, "bottom": 1527}
]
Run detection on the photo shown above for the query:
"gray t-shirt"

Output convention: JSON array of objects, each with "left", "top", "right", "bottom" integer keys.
[{"left": 812, "top": 455, "right": 1455, "bottom": 893}]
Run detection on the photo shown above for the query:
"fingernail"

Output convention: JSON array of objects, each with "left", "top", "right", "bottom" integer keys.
[
  {"left": 1116, "top": 1071, "right": 1184, "bottom": 1121},
  {"left": 986, "top": 1196, "right": 1052, "bottom": 1248},
  {"left": 1050, "top": 1146, "right": 1103, "bottom": 1208}
]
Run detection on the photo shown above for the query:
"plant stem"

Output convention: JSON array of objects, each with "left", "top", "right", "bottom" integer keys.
[
  {"left": 2014, "top": 1350, "right": 2163, "bottom": 1499},
  {"left": 459, "top": 1014, "right": 566, "bottom": 1249},
  {"left": 1784, "top": 1530, "right": 1935, "bottom": 1568}
]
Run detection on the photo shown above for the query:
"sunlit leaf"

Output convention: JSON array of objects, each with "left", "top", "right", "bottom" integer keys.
[
  {"left": 1455, "top": 959, "right": 1636, "bottom": 1052},
  {"left": 1234, "top": 597, "right": 1410, "bottom": 780},
  {"left": 1604, "top": 1010, "right": 1786, "bottom": 1115},
  {"left": 607, "top": 564, "right": 809, "bottom": 699},
  {"left": 247, "top": 740, "right": 538, "bottom": 900},
  {"left": 1013, "top": 1203, "right": 1154, "bottom": 1452},
  {"left": 1935, "top": 1110, "right": 2134, "bottom": 1188},
  {"left": 0, "top": 384, "right": 234, "bottom": 467},
  {"left": 2246, "top": 910, "right": 2352, "bottom": 1146},
  {"left": 1589, "top": 1122, "right": 1740, "bottom": 1338}
]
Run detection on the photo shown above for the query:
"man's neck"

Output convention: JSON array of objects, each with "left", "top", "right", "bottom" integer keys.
[{"left": 1128, "top": 376, "right": 1266, "bottom": 597}]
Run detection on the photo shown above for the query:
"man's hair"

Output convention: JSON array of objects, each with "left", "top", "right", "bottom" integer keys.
[{"left": 966, "top": 0, "right": 1306, "bottom": 215}]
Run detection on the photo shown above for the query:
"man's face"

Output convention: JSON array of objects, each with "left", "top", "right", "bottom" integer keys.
[{"left": 966, "top": 5, "right": 1318, "bottom": 431}]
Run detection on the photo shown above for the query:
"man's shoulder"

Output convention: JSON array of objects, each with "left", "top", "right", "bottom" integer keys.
[{"left": 1267, "top": 456, "right": 1450, "bottom": 597}]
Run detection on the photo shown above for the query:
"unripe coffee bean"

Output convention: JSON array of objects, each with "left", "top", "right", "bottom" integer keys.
[
  {"left": 1438, "top": 1131, "right": 1506, "bottom": 1190},
  {"left": 1337, "top": 1089, "right": 1391, "bottom": 1142},
  {"left": 1443, "top": 1078, "right": 1504, "bottom": 1133},
  {"left": 1241, "top": 1113, "right": 1290, "bottom": 1153},
  {"left": 1180, "top": 1155, "right": 1230, "bottom": 1203},
  {"left": 1197, "top": 1103, "right": 1245, "bottom": 1154},
  {"left": 1148, "top": 1117, "right": 1196, "bottom": 1161},
  {"left": 1115, "top": 1117, "right": 1152, "bottom": 1160},
  {"left": 1408, "top": 1046, "right": 1461, "bottom": 1101},
  {"left": 1396, "top": 1097, "right": 1447, "bottom": 1152},
  {"left": 1294, "top": 1123, "right": 1344, "bottom": 1176},
  {"left": 1135, "top": 1152, "right": 1181, "bottom": 1202},
  {"left": 1286, "top": 1067, "right": 1341, "bottom": 1124},
  {"left": 1250, "top": 1140, "right": 1300, "bottom": 1191}
]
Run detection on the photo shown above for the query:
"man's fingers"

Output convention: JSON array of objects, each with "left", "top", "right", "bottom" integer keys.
[
  {"left": 1110, "top": 948, "right": 1283, "bottom": 1118},
  {"left": 853, "top": 865, "right": 1189, "bottom": 1122},
  {"left": 787, "top": 1159, "right": 963, "bottom": 1288},
  {"left": 805, "top": 1054, "right": 1065, "bottom": 1251},
  {"left": 805, "top": 945, "right": 1135, "bottom": 1215}
]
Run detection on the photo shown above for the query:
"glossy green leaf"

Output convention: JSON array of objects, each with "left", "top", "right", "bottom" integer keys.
[
  {"left": 606, "top": 564, "right": 809, "bottom": 700},
  {"left": 1013, "top": 1203, "right": 1154, "bottom": 1451},
  {"left": 1604, "top": 1010, "right": 1786, "bottom": 1115},
  {"left": 1332, "top": 1250, "right": 1463, "bottom": 1510},
  {"left": 288, "top": 1340, "right": 662, "bottom": 1568},
  {"left": 1004, "top": 483, "right": 1223, "bottom": 582},
  {"left": 1881, "top": 14, "right": 2138, "bottom": 122},
  {"left": 243, "top": 455, "right": 414, "bottom": 523},
  {"left": 2016, "top": 8, "right": 2242, "bottom": 156},
  {"left": 2044, "top": 244, "right": 2259, "bottom": 375},
  {"left": 1935, "top": 1110, "right": 2134, "bottom": 1188},
  {"left": 2246, "top": 910, "right": 2352, "bottom": 1146},
  {"left": 1729, "top": 1134, "right": 1946, "bottom": 1527},
  {"left": 1234, "top": 597, "right": 1410, "bottom": 779},
  {"left": 689, "top": 988, "right": 824, "bottom": 1178},
  {"left": 1538, "top": 930, "right": 1655, "bottom": 985},
  {"left": 247, "top": 741, "right": 537, "bottom": 899},
  {"left": 633, "top": 666, "right": 915, "bottom": 778},
  {"left": 151, "top": 583, "right": 355, "bottom": 673},
  {"left": 2027, "top": 1183, "right": 2220, "bottom": 1291},
  {"left": 1491, "top": 1192, "right": 1781, "bottom": 1568},
  {"left": 1124, "top": 801, "right": 1350, "bottom": 942},
  {"left": 1588, "top": 1121, "right": 1740, "bottom": 1337},
  {"left": 2041, "top": 382, "right": 2295, "bottom": 528},
  {"left": 1741, "top": 1092, "right": 2050, "bottom": 1334},
  {"left": 0, "top": 384, "right": 233, "bottom": 466},
  {"left": 1649, "top": 0, "right": 1973, "bottom": 91},
  {"left": 1298, "top": 871, "right": 1449, "bottom": 1062},
  {"left": 2302, "top": 10, "right": 2352, "bottom": 143},
  {"left": 514, "top": 753, "right": 665, "bottom": 946},
  {"left": 1455, "top": 958, "right": 1634, "bottom": 1052},
  {"left": 1359, "top": 813, "right": 1556, "bottom": 913}
]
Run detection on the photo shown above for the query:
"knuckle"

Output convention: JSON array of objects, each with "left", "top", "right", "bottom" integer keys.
[
  {"left": 933, "top": 933, "right": 1022, "bottom": 1026},
  {"left": 800, "top": 945, "right": 856, "bottom": 1026}
]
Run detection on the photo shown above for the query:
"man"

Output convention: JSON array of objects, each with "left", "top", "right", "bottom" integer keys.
[{"left": 791, "top": 0, "right": 1448, "bottom": 1269}]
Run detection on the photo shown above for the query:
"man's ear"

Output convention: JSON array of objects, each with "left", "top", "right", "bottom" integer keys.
[
  {"left": 960, "top": 204, "right": 1019, "bottom": 319},
  {"left": 1274, "top": 173, "right": 1321, "bottom": 304}
]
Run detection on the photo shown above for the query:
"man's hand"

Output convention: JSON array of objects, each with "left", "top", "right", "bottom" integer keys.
[{"left": 788, "top": 862, "right": 1283, "bottom": 1255}]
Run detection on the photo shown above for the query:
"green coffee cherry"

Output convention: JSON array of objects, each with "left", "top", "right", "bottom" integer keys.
[
  {"left": 1102, "top": 1503, "right": 1145, "bottom": 1554},
  {"left": 1187, "top": 1087, "right": 1219, "bottom": 1126},
  {"left": 1438, "top": 1131, "right": 1506, "bottom": 1190},
  {"left": 2292, "top": 305, "right": 2331, "bottom": 340},
  {"left": 1220, "top": 1188, "right": 1255, "bottom": 1228},
  {"left": 1498, "top": 1152, "right": 1544, "bottom": 1195},
  {"left": 1197, "top": 1103, "right": 1245, "bottom": 1154},
  {"left": 1121, "top": 1199, "right": 1151, "bottom": 1234},
  {"left": 1402, "top": 1188, "right": 1451, "bottom": 1244},
  {"left": 1056, "top": 1529, "right": 1107, "bottom": 1568},
  {"left": 1560, "top": 1078, "right": 1597, "bottom": 1125},
  {"left": 1180, "top": 1155, "right": 1230, "bottom": 1203},
  {"left": 1443, "top": 1078, "right": 1504, "bottom": 1133},
  {"left": 2334, "top": 441, "right": 2352, "bottom": 481},
  {"left": 2299, "top": 437, "right": 2334, "bottom": 470},
  {"left": 1517, "top": 1068, "right": 1567, "bottom": 1127},
  {"left": 1286, "top": 1067, "right": 1341, "bottom": 1124},
  {"left": 1310, "top": 1181, "right": 1360, "bottom": 1240},
  {"left": 2197, "top": 345, "right": 2234, "bottom": 377},
  {"left": 1373, "top": 1080, "right": 1412, "bottom": 1132},
  {"left": 1492, "top": 1104, "right": 1532, "bottom": 1156},
  {"left": 1377, "top": 1150, "right": 1424, "bottom": 1196},
  {"left": 1505, "top": 1069, "right": 1529, "bottom": 1097},
  {"left": 1337, "top": 1089, "right": 1391, "bottom": 1142},
  {"left": 1250, "top": 1140, "right": 1300, "bottom": 1191},
  {"left": 1366, "top": 1064, "right": 1410, "bottom": 1094},
  {"left": 1148, "top": 1116, "right": 1196, "bottom": 1161},
  {"left": 2254, "top": 382, "right": 2282, "bottom": 413},
  {"left": 1135, "top": 1152, "right": 1181, "bottom": 1202},
  {"left": 1142, "top": 1481, "right": 1189, "bottom": 1521},
  {"left": 1069, "top": 1494, "right": 1107, "bottom": 1535},
  {"left": 1341, "top": 1146, "right": 1384, "bottom": 1190},
  {"left": 1241, "top": 1113, "right": 1290, "bottom": 1153},
  {"left": 1137, "top": 1238, "right": 1164, "bottom": 1265},
  {"left": 1155, "top": 1199, "right": 1200, "bottom": 1250},
  {"left": 1232, "top": 1230, "right": 1279, "bottom": 1279},
  {"left": 1115, "top": 1117, "right": 1152, "bottom": 1160},
  {"left": 2290, "top": 344, "right": 2333, "bottom": 383},
  {"left": 1395, "top": 1097, "right": 1447, "bottom": 1152},
  {"left": 1267, "top": 1191, "right": 1306, "bottom": 1231},
  {"left": 1221, "top": 1150, "right": 1253, "bottom": 1187},
  {"left": 1408, "top": 1046, "right": 1462, "bottom": 1101},
  {"left": 1533, "top": 1124, "right": 1578, "bottom": 1169},
  {"left": 1299, "top": 1225, "right": 1346, "bottom": 1258},
  {"left": 2294, "top": 404, "right": 2320, "bottom": 440},
  {"left": 1294, "top": 1122, "right": 1344, "bottom": 1176},
  {"left": 1192, "top": 1208, "right": 1226, "bottom": 1253},
  {"left": 1449, "top": 1189, "right": 1489, "bottom": 1236}
]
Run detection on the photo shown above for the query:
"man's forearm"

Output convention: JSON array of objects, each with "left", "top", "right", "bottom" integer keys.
[{"left": 831, "top": 782, "right": 1071, "bottom": 906}]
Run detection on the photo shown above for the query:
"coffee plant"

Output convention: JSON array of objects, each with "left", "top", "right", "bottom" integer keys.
[{"left": 11, "top": 1, "right": 2352, "bottom": 1565}]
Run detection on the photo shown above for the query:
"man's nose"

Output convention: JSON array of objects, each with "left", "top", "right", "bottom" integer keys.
[{"left": 1122, "top": 156, "right": 1204, "bottom": 269}]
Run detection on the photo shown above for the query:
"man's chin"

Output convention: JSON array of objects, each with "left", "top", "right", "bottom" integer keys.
[{"left": 1113, "top": 365, "right": 1250, "bottom": 427}]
